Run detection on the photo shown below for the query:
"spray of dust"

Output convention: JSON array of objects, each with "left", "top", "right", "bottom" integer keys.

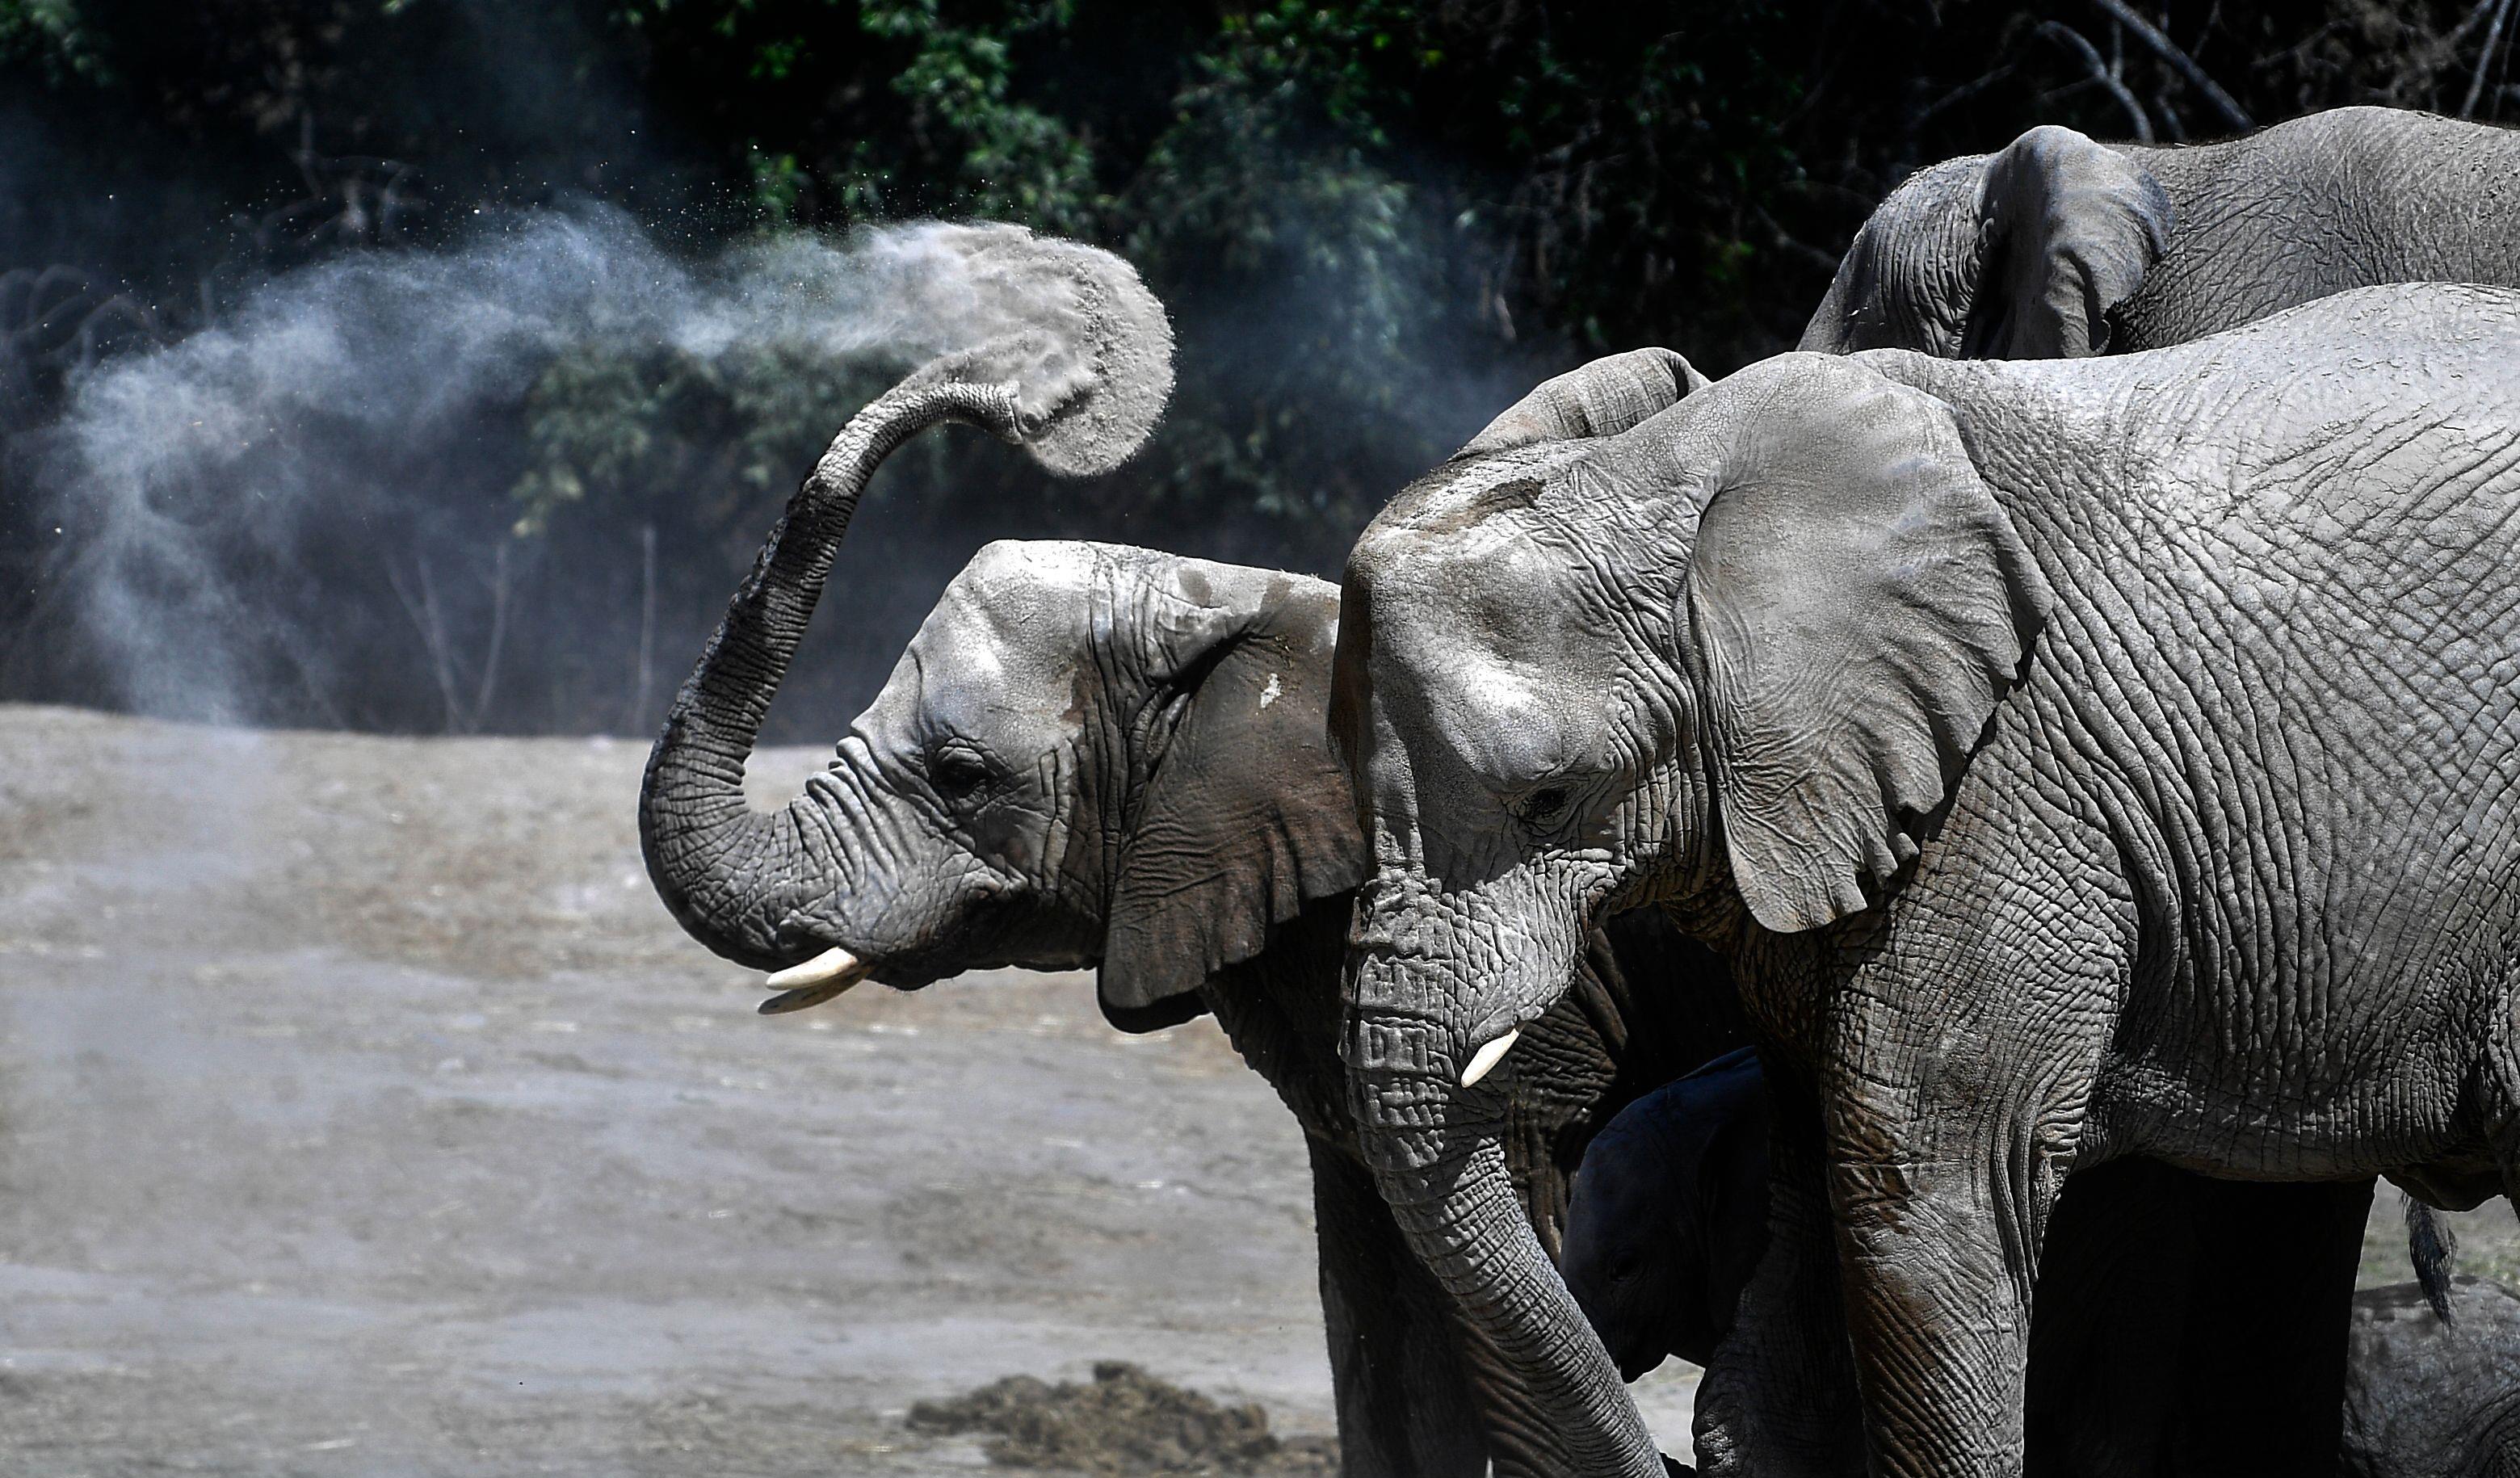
[{"left": 29, "top": 207, "right": 1120, "bottom": 728}]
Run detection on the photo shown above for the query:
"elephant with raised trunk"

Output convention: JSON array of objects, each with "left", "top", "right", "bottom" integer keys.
[
  {"left": 635, "top": 225, "right": 1741, "bottom": 1477},
  {"left": 1802, "top": 106, "right": 2520, "bottom": 361},
  {"left": 1330, "top": 283, "right": 2520, "bottom": 1477}
]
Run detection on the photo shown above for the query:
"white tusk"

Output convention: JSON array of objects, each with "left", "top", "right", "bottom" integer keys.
[
  {"left": 766, "top": 945, "right": 866, "bottom": 991},
  {"left": 1460, "top": 1029, "right": 1522, "bottom": 1089}
]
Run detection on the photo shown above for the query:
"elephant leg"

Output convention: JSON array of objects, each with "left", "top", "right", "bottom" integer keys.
[
  {"left": 1825, "top": 1011, "right": 2095, "bottom": 1478},
  {"left": 1695, "top": 1061, "right": 1866, "bottom": 1478},
  {"left": 2023, "top": 1159, "right": 2199, "bottom": 1478},
  {"left": 2159, "top": 1175, "right": 2371, "bottom": 1477},
  {"left": 1815, "top": 817, "right": 2123, "bottom": 1478},
  {"left": 1830, "top": 1140, "right": 2047, "bottom": 1478},
  {"left": 2022, "top": 1164, "right": 2370, "bottom": 1478},
  {"left": 1308, "top": 1138, "right": 1489, "bottom": 1478}
]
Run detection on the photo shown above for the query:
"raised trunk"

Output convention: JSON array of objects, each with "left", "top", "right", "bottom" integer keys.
[
  {"left": 1347, "top": 986, "right": 1665, "bottom": 1478},
  {"left": 638, "top": 377, "right": 1021, "bottom": 968}
]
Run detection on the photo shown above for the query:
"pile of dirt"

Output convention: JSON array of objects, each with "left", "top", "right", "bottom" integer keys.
[{"left": 906, "top": 1363, "right": 1338, "bottom": 1475}]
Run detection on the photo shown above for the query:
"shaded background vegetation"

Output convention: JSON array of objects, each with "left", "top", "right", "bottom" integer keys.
[{"left": 0, "top": 0, "right": 2512, "bottom": 737}]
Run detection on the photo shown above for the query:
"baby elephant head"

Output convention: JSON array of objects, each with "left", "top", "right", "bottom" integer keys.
[
  {"left": 647, "top": 530, "right": 1360, "bottom": 1024},
  {"left": 1560, "top": 1047, "right": 1769, "bottom": 1380},
  {"left": 847, "top": 545, "right": 1356, "bottom": 1012}
]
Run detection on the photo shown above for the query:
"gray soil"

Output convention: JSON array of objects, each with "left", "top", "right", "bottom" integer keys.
[{"left": 0, "top": 704, "right": 1706, "bottom": 1476}]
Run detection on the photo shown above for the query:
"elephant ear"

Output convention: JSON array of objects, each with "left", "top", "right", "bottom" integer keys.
[
  {"left": 1796, "top": 155, "right": 1986, "bottom": 355},
  {"left": 1455, "top": 347, "right": 1711, "bottom": 459},
  {"left": 1684, "top": 356, "right": 2050, "bottom": 934},
  {"left": 1965, "top": 124, "right": 2173, "bottom": 359},
  {"left": 1098, "top": 557, "right": 1368, "bottom": 1031}
]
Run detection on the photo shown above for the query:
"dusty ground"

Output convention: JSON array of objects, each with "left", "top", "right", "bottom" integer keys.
[{"left": 0, "top": 704, "right": 1708, "bottom": 1476}]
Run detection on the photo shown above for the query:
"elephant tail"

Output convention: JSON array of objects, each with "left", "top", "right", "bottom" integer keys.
[{"left": 2406, "top": 1195, "right": 2460, "bottom": 1325}]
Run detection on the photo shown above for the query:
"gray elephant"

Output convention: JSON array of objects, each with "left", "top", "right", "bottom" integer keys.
[
  {"left": 632, "top": 225, "right": 1741, "bottom": 1477},
  {"left": 1565, "top": 1054, "right": 2384, "bottom": 1476},
  {"left": 2343, "top": 1277, "right": 2520, "bottom": 1477},
  {"left": 1561, "top": 1047, "right": 1768, "bottom": 1380},
  {"left": 1800, "top": 106, "right": 2520, "bottom": 361},
  {"left": 1329, "top": 282, "right": 2520, "bottom": 1477}
]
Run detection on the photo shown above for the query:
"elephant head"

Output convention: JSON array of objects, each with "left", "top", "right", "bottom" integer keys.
[
  {"left": 1561, "top": 1046, "right": 1769, "bottom": 1381},
  {"left": 1333, "top": 347, "right": 2048, "bottom": 1474},
  {"left": 1799, "top": 124, "right": 2173, "bottom": 359},
  {"left": 640, "top": 225, "right": 1361, "bottom": 1023}
]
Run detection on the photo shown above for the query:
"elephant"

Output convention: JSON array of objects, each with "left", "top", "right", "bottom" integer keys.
[
  {"left": 1329, "top": 281, "right": 2520, "bottom": 1477},
  {"left": 632, "top": 223, "right": 1744, "bottom": 1477},
  {"left": 1800, "top": 106, "right": 2520, "bottom": 362},
  {"left": 1561, "top": 1046, "right": 1767, "bottom": 1379},
  {"left": 2342, "top": 1277, "right": 2520, "bottom": 1477},
  {"left": 1564, "top": 1053, "right": 2391, "bottom": 1476}
]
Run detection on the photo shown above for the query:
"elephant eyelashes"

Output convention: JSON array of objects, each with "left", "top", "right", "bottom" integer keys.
[{"left": 926, "top": 744, "right": 993, "bottom": 800}]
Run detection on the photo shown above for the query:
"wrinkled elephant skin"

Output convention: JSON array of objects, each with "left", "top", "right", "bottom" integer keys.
[
  {"left": 2342, "top": 1278, "right": 2520, "bottom": 1478},
  {"left": 1333, "top": 283, "right": 2520, "bottom": 1477},
  {"left": 634, "top": 222, "right": 1745, "bottom": 1476},
  {"left": 1565, "top": 1054, "right": 2375, "bottom": 1477},
  {"left": 1801, "top": 107, "right": 2520, "bottom": 361}
]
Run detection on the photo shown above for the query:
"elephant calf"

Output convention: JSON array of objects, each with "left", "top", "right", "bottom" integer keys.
[
  {"left": 636, "top": 224, "right": 1738, "bottom": 1478},
  {"left": 1560, "top": 1047, "right": 1766, "bottom": 1379}
]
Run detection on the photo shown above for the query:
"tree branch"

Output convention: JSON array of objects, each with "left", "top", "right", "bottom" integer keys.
[
  {"left": 2085, "top": 0, "right": 2252, "bottom": 130},
  {"left": 1916, "top": 64, "right": 2016, "bottom": 125},
  {"left": 2466, "top": 0, "right": 2516, "bottom": 117},
  {"left": 465, "top": 540, "right": 513, "bottom": 733},
  {"left": 2038, "top": 23, "right": 2154, "bottom": 142}
]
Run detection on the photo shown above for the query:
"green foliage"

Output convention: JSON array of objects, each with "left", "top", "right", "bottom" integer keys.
[
  {"left": 0, "top": 0, "right": 103, "bottom": 83},
  {"left": 747, "top": 145, "right": 810, "bottom": 223},
  {"left": 848, "top": 0, "right": 1098, "bottom": 231},
  {"left": 7, "top": 0, "right": 2518, "bottom": 731},
  {"left": 511, "top": 341, "right": 887, "bottom": 542}
]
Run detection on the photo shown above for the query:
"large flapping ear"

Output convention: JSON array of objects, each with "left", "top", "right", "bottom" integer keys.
[
  {"left": 1097, "top": 556, "right": 1369, "bottom": 1031},
  {"left": 1455, "top": 346, "right": 1711, "bottom": 460},
  {"left": 1683, "top": 356, "right": 2050, "bottom": 934},
  {"left": 1966, "top": 125, "right": 2173, "bottom": 359}
]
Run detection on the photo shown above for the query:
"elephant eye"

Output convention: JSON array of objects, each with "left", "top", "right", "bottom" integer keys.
[
  {"left": 928, "top": 744, "right": 992, "bottom": 800},
  {"left": 1518, "top": 786, "right": 1572, "bottom": 828}
]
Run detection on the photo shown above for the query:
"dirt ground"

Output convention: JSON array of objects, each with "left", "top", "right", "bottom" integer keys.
[
  {"left": 0, "top": 703, "right": 2505, "bottom": 1477},
  {"left": 0, "top": 704, "right": 1712, "bottom": 1476}
]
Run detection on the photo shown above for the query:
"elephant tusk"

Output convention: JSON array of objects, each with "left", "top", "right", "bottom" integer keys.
[
  {"left": 766, "top": 943, "right": 867, "bottom": 989},
  {"left": 1460, "top": 1028, "right": 1522, "bottom": 1089},
  {"left": 757, "top": 945, "right": 872, "bottom": 1015}
]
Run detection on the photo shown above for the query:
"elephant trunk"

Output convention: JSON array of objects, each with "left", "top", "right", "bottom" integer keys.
[
  {"left": 638, "top": 377, "right": 1022, "bottom": 968},
  {"left": 1347, "top": 948, "right": 1665, "bottom": 1478}
]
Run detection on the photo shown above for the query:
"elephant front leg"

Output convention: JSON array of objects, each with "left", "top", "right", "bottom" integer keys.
[
  {"left": 1815, "top": 799, "right": 2125, "bottom": 1476},
  {"left": 1831, "top": 1148, "right": 2048, "bottom": 1478},
  {"left": 1306, "top": 1139, "right": 1490, "bottom": 1478}
]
